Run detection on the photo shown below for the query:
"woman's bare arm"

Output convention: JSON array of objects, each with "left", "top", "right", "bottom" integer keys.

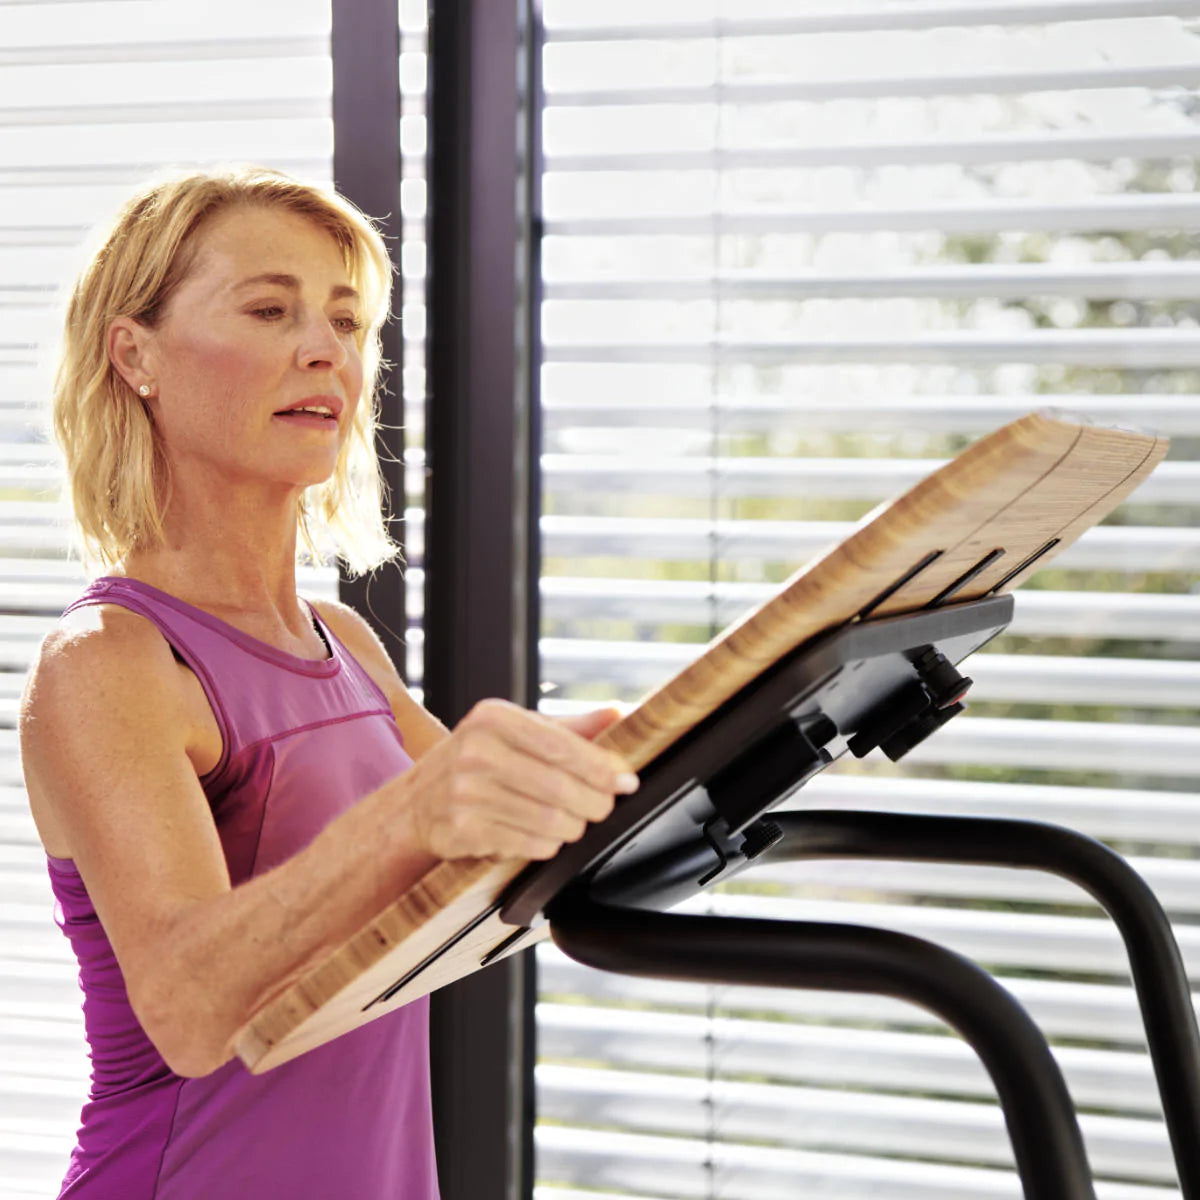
[{"left": 20, "top": 605, "right": 635, "bottom": 1079}]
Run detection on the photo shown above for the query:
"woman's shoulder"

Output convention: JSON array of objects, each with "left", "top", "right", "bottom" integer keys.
[
  {"left": 21, "top": 603, "right": 206, "bottom": 858},
  {"left": 24, "top": 609, "right": 194, "bottom": 739},
  {"left": 41, "top": 597, "right": 178, "bottom": 668}
]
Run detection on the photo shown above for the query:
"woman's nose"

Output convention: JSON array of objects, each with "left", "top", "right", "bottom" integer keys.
[{"left": 298, "top": 314, "right": 349, "bottom": 369}]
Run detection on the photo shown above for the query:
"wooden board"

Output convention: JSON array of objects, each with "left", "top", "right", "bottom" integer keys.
[{"left": 234, "top": 409, "right": 1168, "bottom": 1072}]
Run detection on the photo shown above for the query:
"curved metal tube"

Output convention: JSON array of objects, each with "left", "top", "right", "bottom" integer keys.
[
  {"left": 767, "top": 809, "right": 1200, "bottom": 1198},
  {"left": 549, "top": 889, "right": 1096, "bottom": 1200}
]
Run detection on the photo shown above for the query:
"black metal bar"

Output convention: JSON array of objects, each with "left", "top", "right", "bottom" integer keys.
[
  {"left": 516, "top": 7, "right": 544, "bottom": 1198},
  {"left": 330, "top": 0, "right": 407, "bottom": 669},
  {"left": 767, "top": 809, "right": 1200, "bottom": 1198},
  {"left": 549, "top": 891, "right": 1097, "bottom": 1200},
  {"left": 424, "top": 0, "right": 528, "bottom": 721},
  {"left": 521, "top": 0, "right": 546, "bottom": 723},
  {"left": 423, "top": 1, "right": 534, "bottom": 1198},
  {"left": 426, "top": 955, "right": 534, "bottom": 1200}
]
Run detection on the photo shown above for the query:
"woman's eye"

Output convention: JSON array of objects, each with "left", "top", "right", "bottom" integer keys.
[{"left": 251, "top": 307, "right": 361, "bottom": 333}]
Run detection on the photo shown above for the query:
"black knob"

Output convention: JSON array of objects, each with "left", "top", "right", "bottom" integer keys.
[
  {"left": 911, "top": 646, "right": 973, "bottom": 709},
  {"left": 740, "top": 819, "right": 785, "bottom": 860},
  {"left": 880, "top": 700, "right": 967, "bottom": 762}
]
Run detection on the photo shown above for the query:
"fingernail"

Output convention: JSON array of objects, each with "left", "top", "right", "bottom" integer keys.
[{"left": 616, "top": 772, "right": 640, "bottom": 794}]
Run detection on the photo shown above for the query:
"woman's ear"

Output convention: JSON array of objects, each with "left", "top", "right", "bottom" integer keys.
[{"left": 106, "top": 316, "right": 156, "bottom": 396}]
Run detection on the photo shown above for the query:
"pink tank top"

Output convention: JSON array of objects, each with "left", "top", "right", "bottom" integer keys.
[{"left": 46, "top": 576, "right": 439, "bottom": 1199}]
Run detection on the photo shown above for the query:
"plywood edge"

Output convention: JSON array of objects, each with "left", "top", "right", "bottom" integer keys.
[
  {"left": 1039, "top": 403, "right": 1165, "bottom": 441},
  {"left": 235, "top": 855, "right": 522, "bottom": 1069},
  {"left": 243, "top": 917, "right": 550, "bottom": 1072},
  {"left": 840, "top": 410, "right": 1084, "bottom": 570},
  {"left": 600, "top": 559, "right": 866, "bottom": 767},
  {"left": 992, "top": 430, "right": 1170, "bottom": 594}
]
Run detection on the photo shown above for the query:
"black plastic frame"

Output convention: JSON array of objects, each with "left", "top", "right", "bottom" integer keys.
[{"left": 502, "top": 596, "right": 1014, "bottom": 928}]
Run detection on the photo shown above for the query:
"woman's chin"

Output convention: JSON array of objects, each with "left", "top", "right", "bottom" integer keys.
[{"left": 277, "top": 450, "right": 343, "bottom": 489}]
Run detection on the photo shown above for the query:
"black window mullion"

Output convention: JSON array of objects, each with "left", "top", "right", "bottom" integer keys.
[{"left": 424, "top": 2, "right": 537, "bottom": 1199}]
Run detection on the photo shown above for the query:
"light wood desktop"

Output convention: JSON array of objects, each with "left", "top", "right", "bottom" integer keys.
[{"left": 234, "top": 409, "right": 1167, "bottom": 1073}]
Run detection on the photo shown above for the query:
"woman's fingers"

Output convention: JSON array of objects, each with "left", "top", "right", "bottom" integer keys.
[
  {"left": 424, "top": 780, "right": 591, "bottom": 861},
  {"left": 465, "top": 699, "right": 638, "bottom": 796},
  {"left": 478, "top": 818, "right": 565, "bottom": 862},
  {"left": 400, "top": 698, "right": 641, "bottom": 863},
  {"left": 462, "top": 787, "right": 590, "bottom": 854},
  {"left": 462, "top": 737, "right": 619, "bottom": 823},
  {"left": 441, "top": 742, "right": 612, "bottom": 847},
  {"left": 551, "top": 706, "right": 625, "bottom": 742}
]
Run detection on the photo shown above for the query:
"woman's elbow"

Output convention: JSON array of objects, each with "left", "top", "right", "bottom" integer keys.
[{"left": 129, "top": 977, "right": 234, "bottom": 1078}]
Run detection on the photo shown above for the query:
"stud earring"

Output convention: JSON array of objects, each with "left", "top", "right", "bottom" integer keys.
[{"left": 138, "top": 385, "right": 151, "bottom": 397}]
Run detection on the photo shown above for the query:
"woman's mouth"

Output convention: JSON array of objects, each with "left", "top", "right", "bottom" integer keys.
[{"left": 273, "top": 403, "right": 339, "bottom": 428}]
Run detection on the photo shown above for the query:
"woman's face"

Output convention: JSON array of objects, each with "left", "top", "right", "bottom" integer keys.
[{"left": 124, "top": 204, "right": 366, "bottom": 495}]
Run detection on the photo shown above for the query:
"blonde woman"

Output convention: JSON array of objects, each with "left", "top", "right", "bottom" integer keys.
[{"left": 18, "top": 165, "right": 637, "bottom": 1199}]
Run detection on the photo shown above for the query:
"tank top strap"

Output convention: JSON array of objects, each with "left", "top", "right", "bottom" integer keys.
[
  {"left": 63, "top": 577, "right": 241, "bottom": 782},
  {"left": 61, "top": 577, "right": 394, "bottom": 789}
]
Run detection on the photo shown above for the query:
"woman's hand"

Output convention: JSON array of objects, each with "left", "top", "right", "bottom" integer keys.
[{"left": 394, "top": 699, "right": 638, "bottom": 862}]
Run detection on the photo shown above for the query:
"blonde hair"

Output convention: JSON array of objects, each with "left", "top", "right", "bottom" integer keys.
[{"left": 50, "top": 163, "right": 400, "bottom": 576}]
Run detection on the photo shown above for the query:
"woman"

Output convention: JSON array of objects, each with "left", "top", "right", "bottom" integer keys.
[{"left": 18, "top": 164, "right": 638, "bottom": 1198}]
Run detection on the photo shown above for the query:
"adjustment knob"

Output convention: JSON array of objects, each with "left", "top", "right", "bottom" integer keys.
[
  {"left": 911, "top": 646, "right": 973, "bottom": 709},
  {"left": 880, "top": 700, "right": 967, "bottom": 762},
  {"left": 740, "top": 819, "right": 784, "bottom": 861}
]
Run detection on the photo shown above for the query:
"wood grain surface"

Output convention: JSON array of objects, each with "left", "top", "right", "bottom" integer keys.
[{"left": 235, "top": 410, "right": 1168, "bottom": 1072}]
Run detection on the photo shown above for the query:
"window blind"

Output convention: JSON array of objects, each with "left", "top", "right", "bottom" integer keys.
[
  {"left": 0, "top": 5, "right": 344, "bottom": 1195},
  {"left": 399, "top": 0, "right": 428, "bottom": 695},
  {"left": 533, "top": 2, "right": 1200, "bottom": 1197}
]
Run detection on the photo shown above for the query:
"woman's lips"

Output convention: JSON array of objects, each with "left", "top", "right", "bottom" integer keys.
[{"left": 273, "top": 411, "right": 338, "bottom": 428}]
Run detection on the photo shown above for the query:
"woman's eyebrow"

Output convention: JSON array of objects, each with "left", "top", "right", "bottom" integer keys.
[{"left": 231, "top": 272, "right": 359, "bottom": 301}]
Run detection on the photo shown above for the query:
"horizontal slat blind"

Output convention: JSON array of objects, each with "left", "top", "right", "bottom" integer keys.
[
  {"left": 533, "top": 2, "right": 1200, "bottom": 1198},
  {"left": 0, "top": 5, "right": 343, "bottom": 1197},
  {"left": 399, "top": 2, "right": 428, "bottom": 692}
]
